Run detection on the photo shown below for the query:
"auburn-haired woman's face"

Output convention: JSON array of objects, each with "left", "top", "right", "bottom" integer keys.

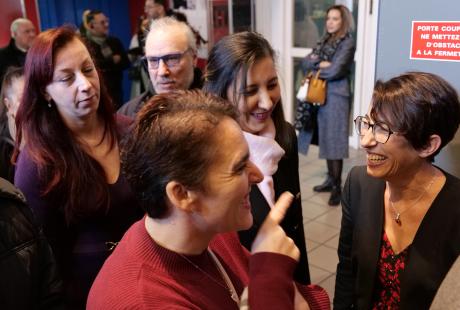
[
  {"left": 326, "top": 9, "right": 342, "bottom": 35},
  {"left": 226, "top": 56, "right": 280, "bottom": 135},
  {"left": 45, "top": 38, "right": 100, "bottom": 126}
]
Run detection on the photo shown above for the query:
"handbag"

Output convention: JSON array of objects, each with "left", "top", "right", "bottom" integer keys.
[
  {"left": 296, "top": 70, "right": 327, "bottom": 105},
  {"left": 307, "top": 70, "right": 327, "bottom": 105}
]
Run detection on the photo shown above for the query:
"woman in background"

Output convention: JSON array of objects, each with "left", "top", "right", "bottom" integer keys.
[
  {"left": 334, "top": 72, "right": 460, "bottom": 309},
  {"left": 301, "top": 5, "right": 355, "bottom": 206},
  {"left": 0, "top": 66, "right": 24, "bottom": 182},
  {"left": 204, "top": 31, "right": 310, "bottom": 284},
  {"left": 13, "top": 26, "right": 142, "bottom": 308}
]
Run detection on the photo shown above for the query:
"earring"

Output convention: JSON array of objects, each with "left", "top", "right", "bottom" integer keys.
[{"left": 47, "top": 100, "right": 52, "bottom": 108}]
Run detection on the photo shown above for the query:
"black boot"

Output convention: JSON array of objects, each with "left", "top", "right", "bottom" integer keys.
[
  {"left": 328, "top": 159, "right": 343, "bottom": 206},
  {"left": 313, "top": 175, "right": 334, "bottom": 192},
  {"left": 328, "top": 185, "right": 341, "bottom": 206},
  {"left": 313, "top": 160, "right": 334, "bottom": 192}
]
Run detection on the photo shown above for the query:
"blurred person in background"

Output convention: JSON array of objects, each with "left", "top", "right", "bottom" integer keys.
[
  {"left": 300, "top": 5, "right": 356, "bottom": 206},
  {"left": 84, "top": 10, "right": 130, "bottom": 109},
  {"left": 0, "top": 66, "right": 24, "bottom": 182},
  {"left": 0, "top": 18, "right": 36, "bottom": 84}
]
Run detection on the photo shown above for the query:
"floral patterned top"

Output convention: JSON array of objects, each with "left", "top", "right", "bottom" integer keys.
[{"left": 371, "top": 231, "right": 409, "bottom": 309}]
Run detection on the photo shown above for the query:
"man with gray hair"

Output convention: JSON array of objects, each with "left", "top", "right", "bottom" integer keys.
[
  {"left": 118, "top": 17, "right": 203, "bottom": 117},
  {"left": 0, "top": 18, "right": 36, "bottom": 83}
]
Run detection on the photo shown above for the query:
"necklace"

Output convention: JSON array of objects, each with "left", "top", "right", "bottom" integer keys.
[
  {"left": 179, "top": 248, "right": 240, "bottom": 304},
  {"left": 388, "top": 175, "right": 436, "bottom": 226}
]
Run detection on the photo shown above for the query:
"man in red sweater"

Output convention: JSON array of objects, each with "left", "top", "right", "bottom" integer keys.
[{"left": 87, "top": 91, "right": 329, "bottom": 309}]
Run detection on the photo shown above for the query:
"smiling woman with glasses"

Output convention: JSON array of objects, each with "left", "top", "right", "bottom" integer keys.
[
  {"left": 334, "top": 72, "right": 460, "bottom": 310},
  {"left": 354, "top": 115, "right": 395, "bottom": 144}
]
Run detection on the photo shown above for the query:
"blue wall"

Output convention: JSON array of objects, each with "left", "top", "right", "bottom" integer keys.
[{"left": 37, "top": 0, "right": 133, "bottom": 103}]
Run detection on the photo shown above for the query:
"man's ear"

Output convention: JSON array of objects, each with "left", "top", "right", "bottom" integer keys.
[
  {"left": 165, "top": 181, "right": 200, "bottom": 213},
  {"left": 419, "top": 134, "right": 442, "bottom": 159}
]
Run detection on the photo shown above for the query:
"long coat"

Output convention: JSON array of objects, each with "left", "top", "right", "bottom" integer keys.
[
  {"left": 334, "top": 166, "right": 460, "bottom": 309},
  {"left": 301, "top": 36, "right": 355, "bottom": 159}
]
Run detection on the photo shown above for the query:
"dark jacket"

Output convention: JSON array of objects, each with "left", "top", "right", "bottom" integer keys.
[
  {"left": 0, "top": 39, "right": 27, "bottom": 83},
  {"left": 238, "top": 124, "right": 311, "bottom": 284},
  {"left": 117, "top": 67, "right": 204, "bottom": 118},
  {"left": 0, "top": 178, "right": 63, "bottom": 309},
  {"left": 85, "top": 36, "right": 130, "bottom": 108},
  {"left": 334, "top": 166, "right": 460, "bottom": 309}
]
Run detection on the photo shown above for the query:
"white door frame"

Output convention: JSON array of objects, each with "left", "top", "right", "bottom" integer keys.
[{"left": 255, "top": 0, "right": 380, "bottom": 149}]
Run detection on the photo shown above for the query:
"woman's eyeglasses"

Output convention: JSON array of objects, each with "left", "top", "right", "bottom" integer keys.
[
  {"left": 354, "top": 116, "right": 395, "bottom": 144},
  {"left": 142, "top": 49, "right": 192, "bottom": 70}
]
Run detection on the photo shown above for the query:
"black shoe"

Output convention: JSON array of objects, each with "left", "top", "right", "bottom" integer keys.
[
  {"left": 328, "top": 185, "right": 341, "bottom": 206},
  {"left": 313, "top": 177, "right": 334, "bottom": 192}
]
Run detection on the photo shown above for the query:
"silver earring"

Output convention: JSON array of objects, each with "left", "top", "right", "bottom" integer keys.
[{"left": 47, "top": 101, "right": 52, "bottom": 108}]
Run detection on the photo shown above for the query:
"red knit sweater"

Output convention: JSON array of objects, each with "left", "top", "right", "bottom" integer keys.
[{"left": 87, "top": 219, "right": 329, "bottom": 309}]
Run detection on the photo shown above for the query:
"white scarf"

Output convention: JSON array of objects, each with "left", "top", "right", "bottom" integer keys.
[{"left": 243, "top": 121, "right": 285, "bottom": 208}]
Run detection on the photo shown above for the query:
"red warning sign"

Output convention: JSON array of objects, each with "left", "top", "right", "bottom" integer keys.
[{"left": 410, "top": 21, "right": 460, "bottom": 62}]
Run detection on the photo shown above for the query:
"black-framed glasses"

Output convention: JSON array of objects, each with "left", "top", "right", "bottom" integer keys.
[
  {"left": 354, "top": 115, "right": 395, "bottom": 144},
  {"left": 142, "top": 49, "right": 192, "bottom": 70}
]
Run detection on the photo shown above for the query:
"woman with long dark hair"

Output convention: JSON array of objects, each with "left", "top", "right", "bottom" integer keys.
[
  {"left": 13, "top": 26, "right": 142, "bottom": 308},
  {"left": 204, "top": 31, "right": 310, "bottom": 284},
  {"left": 301, "top": 5, "right": 356, "bottom": 206}
]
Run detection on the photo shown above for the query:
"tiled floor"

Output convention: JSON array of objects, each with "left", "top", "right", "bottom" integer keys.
[{"left": 299, "top": 145, "right": 366, "bottom": 302}]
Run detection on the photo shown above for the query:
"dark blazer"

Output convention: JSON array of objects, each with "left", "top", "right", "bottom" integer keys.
[
  {"left": 334, "top": 166, "right": 460, "bottom": 309},
  {"left": 85, "top": 36, "right": 130, "bottom": 108},
  {"left": 0, "top": 39, "right": 27, "bottom": 83},
  {"left": 238, "top": 124, "right": 311, "bottom": 284}
]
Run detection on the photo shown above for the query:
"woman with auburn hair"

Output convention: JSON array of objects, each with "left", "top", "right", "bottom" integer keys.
[
  {"left": 13, "top": 26, "right": 143, "bottom": 308},
  {"left": 334, "top": 72, "right": 460, "bottom": 309},
  {"left": 301, "top": 4, "right": 356, "bottom": 206},
  {"left": 204, "top": 31, "right": 310, "bottom": 284}
]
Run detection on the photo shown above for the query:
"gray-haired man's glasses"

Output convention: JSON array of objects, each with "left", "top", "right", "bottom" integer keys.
[{"left": 142, "top": 49, "right": 192, "bottom": 70}]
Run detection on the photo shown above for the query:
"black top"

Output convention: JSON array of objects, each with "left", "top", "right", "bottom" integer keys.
[
  {"left": 334, "top": 165, "right": 460, "bottom": 310},
  {"left": 0, "top": 39, "right": 26, "bottom": 83},
  {"left": 85, "top": 36, "right": 130, "bottom": 109},
  {"left": 238, "top": 123, "right": 311, "bottom": 284}
]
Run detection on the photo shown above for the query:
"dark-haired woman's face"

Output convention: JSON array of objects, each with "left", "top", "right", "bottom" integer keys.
[
  {"left": 226, "top": 56, "right": 280, "bottom": 135},
  {"left": 45, "top": 38, "right": 100, "bottom": 127},
  {"left": 326, "top": 9, "right": 342, "bottom": 34},
  {"left": 360, "top": 113, "right": 424, "bottom": 181}
]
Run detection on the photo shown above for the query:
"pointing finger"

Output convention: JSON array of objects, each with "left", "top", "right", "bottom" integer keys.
[{"left": 265, "top": 191, "right": 294, "bottom": 226}]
